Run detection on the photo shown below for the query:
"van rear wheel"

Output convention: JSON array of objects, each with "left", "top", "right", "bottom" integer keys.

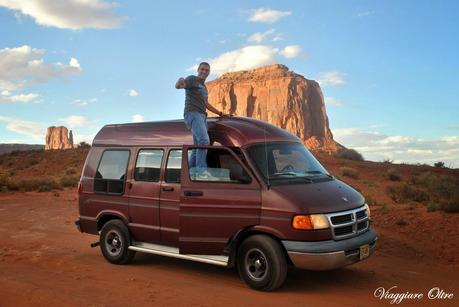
[
  {"left": 100, "top": 220, "right": 135, "bottom": 264},
  {"left": 237, "top": 235, "right": 287, "bottom": 291}
]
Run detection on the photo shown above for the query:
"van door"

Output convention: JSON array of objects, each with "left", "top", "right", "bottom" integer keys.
[
  {"left": 179, "top": 145, "right": 261, "bottom": 255},
  {"left": 158, "top": 148, "right": 182, "bottom": 246},
  {"left": 128, "top": 148, "right": 164, "bottom": 243}
]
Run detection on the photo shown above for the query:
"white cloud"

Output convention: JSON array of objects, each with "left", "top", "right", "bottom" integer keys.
[
  {"left": 1, "top": 92, "right": 39, "bottom": 103},
  {"left": 248, "top": 8, "right": 291, "bottom": 23},
  {"left": 189, "top": 45, "right": 283, "bottom": 75},
  {"left": 0, "top": 45, "right": 81, "bottom": 91},
  {"left": 332, "top": 127, "right": 459, "bottom": 167},
  {"left": 59, "top": 115, "right": 93, "bottom": 128},
  {"left": 326, "top": 97, "right": 344, "bottom": 107},
  {"left": 357, "top": 10, "right": 375, "bottom": 17},
  {"left": 272, "top": 33, "right": 284, "bottom": 41},
  {"left": 0, "top": 115, "right": 47, "bottom": 140},
  {"left": 128, "top": 89, "right": 139, "bottom": 97},
  {"left": 317, "top": 71, "right": 346, "bottom": 86},
  {"left": 73, "top": 98, "right": 97, "bottom": 106},
  {"left": 247, "top": 29, "right": 275, "bottom": 43},
  {"left": 0, "top": 0, "right": 124, "bottom": 30},
  {"left": 280, "top": 45, "right": 302, "bottom": 58},
  {"left": 132, "top": 114, "right": 144, "bottom": 123}
]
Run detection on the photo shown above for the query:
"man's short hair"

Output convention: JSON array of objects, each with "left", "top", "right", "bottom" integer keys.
[{"left": 198, "top": 62, "right": 210, "bottom": 69}]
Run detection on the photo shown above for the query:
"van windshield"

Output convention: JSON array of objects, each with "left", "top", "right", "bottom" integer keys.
[{"left": 246, "top": 143, "right": 331, "bottom": 183}]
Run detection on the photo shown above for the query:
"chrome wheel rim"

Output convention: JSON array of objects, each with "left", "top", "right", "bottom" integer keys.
[
  {"left": 245, "top": 248, "right": 268, "bottom": 281},
  {"left": 105, "top": 230, "right": 123, "bottom": 257}
]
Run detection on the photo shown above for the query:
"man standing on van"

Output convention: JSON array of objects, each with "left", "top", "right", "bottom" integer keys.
[{"left": 175, "top": 62, "right": 228, "bottom": 171}]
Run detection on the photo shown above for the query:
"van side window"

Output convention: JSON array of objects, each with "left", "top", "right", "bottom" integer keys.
[
  {"left": 165, "top": 150, "right": 182, "bottom": 183},
  {"left": 134, "top": 149, "right": 164, "bottom": 182},
  {"left": 94, "top": 150, "right": 130, "bottom": 194},
  {"left": 187, "top": 148, "right": 251, "bottom": 184}
]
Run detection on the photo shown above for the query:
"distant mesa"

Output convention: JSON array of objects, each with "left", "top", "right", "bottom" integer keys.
[
  {"left": 45, "top": 126, "right": 74, "bottom": 150},
  {"left": 206, "top": 64, "right": 343, "bottom": 152}
]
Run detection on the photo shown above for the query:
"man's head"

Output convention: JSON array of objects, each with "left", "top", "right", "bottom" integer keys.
[{"left": 197, "top": 62, "right": 210, "bottom": 80}]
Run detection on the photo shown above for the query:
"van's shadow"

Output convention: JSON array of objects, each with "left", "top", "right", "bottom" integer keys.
[{"left": 131, "top": 253, "right": 376, "bottom": 292}]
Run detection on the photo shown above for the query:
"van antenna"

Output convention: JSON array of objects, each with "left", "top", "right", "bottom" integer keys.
[{"left": 264, "top": 87, "right": 270, "bottom": 189}]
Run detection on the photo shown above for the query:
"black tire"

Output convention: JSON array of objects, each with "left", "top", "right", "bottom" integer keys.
[
  {"left": 100, "top": 219, "right": 136, "bottom": 265},
  {"left": 237, "top": 235, "right": 287, "bottom": 291}
]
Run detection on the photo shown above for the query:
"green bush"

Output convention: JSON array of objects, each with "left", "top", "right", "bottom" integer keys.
[
  {"left": 65, "top": 168, "right": 77, "bottom": 175},
  {"left": 338, "top": 148, "right": 364, "bottom": 161},
  {"left": 0, "top": 168, "right": 9, "bottom": 186},
  {"left": 340, "top": 166, "right": 359, "bottom": 179},
  {"left": 388, "top": 171, "right": 459, "bottom": 213},
  {"left": 386, "top": 167, "right": 401, "bottom": 181},
  {"left": 386, "top": 184, "right": 429, "bottom": 203},
  {"left": 60, "top": 176, "right": 79, "bottom": 188}
]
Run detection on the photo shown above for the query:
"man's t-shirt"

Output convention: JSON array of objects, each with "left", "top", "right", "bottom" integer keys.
[{"left": 184, "top": 75, "right": 208, "bottom": 116}]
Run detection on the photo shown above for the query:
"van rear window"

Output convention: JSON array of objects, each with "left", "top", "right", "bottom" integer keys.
[{"left": 94, "top": 150, "right": 130, "bottom": 194}]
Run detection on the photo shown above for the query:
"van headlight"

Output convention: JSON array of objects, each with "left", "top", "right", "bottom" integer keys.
[
  {"left": 292, "top": 214, "right": 330, "bottom": 230},
  {"left": 364, "top": 203, "right": 371, "bottom": 217}
]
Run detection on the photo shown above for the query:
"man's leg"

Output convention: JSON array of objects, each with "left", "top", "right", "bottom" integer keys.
[
  {"left": 189, "top": 134, "right": 197, "bottom": 168},
  {"left": 191, "top": 113, "right": 209, "bottom": 170}
]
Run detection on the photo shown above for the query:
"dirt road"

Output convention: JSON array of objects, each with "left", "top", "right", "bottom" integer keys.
[{"left": 0, "top": 190, "right": 457, "bottom": 306}]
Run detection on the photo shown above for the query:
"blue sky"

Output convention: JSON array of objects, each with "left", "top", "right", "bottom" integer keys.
[{"left": 0, "top": 0, "right": 458, "bottom": 167}]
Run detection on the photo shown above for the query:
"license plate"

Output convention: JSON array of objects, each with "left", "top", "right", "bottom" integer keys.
[{"left": 359, "top": 244, "right": 370, "bottom": 260}]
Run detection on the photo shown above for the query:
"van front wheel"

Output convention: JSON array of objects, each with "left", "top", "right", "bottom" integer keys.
[
  {"left": 237, "top": 235, "right": 287, "bottom": 291},
  {"left": 100, "top": 220, "right": 135, "bottom": 264}
]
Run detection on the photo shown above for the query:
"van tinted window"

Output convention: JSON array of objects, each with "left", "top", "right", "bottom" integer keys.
[
  {"left": 188, "top": 148, "right": 251, "bottom": 183},
  {"left": 94, "top": 150, "right": 130, "bottom": 194},
  {"left": 135, "top": 149, "right": 163, "bottom": 182},
  {"left": 165, "top": 150, "right": 181, "bottom": 183}
]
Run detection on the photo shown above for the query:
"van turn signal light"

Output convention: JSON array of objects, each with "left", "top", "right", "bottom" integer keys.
[{"left": 292, "top": 215, "right": 314, "bottom": 230}]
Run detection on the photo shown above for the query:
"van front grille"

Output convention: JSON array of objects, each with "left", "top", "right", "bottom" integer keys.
[{"left": 326, "top": 206, "right": 369, "bottom": 240}]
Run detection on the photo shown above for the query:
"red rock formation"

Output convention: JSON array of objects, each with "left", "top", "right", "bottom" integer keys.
[
  {"left": 206, "top": 64, "right": 342, "bottom": 152},
  {"left": 45, "top": 126, "right": 74, "bottom": 150}
]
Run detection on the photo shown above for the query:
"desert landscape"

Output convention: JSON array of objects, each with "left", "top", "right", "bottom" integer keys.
[{"left": 0, "top": 148, "right": 458, "bottom": 306}]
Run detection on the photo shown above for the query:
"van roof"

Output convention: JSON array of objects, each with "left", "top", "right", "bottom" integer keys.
[{"left": 92, "top": 116, "right": 301, "bottom": 148}]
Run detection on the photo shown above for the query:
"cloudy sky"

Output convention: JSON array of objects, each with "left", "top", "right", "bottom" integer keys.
[{"left": 0, "top": 0, "right": 458, "bottom": 167}]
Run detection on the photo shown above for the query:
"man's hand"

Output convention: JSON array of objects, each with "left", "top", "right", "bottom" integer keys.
[{"left": 175, "top": 77, "right": 187, "bottom": 89}]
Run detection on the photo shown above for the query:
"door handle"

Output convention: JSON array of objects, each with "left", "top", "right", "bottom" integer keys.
[
  {"left": 184, "top": 190, "right": 203, "bottom": 197},
  {"left": 162, "top": 187, "right": 174, "bottom": 192}
]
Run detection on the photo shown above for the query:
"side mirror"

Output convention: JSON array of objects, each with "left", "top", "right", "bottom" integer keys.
[{"left": 229, "top": 164, "right": 251, "bottom": 184}]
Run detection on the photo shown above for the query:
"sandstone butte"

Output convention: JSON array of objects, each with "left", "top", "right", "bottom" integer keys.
[
  {"left": 206, "top": 64, "right": 343, "bottom": 152},
  {"left": 45, "top": 126, "right": 74, "bottom": 150}
]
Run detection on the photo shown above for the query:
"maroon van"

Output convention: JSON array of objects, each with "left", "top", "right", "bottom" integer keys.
[{"left": 76, "top": 116, "right": 377, "bottom": 291}]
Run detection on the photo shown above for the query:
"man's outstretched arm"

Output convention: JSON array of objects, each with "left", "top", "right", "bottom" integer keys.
[
  {"left": 206, "top": 102, "right": 230, "bottom": 117},
  {"left": 175, "top": 78, "right": 187, "bottom": 89}
]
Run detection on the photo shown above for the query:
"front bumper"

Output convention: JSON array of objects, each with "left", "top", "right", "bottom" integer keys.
[{"left": 282, "top": 228, "right": 377, "bottom": 271}]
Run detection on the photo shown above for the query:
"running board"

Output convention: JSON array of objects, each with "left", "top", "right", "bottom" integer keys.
[{"left": 128, "top": 241, "right": 229, "bottom": 267}]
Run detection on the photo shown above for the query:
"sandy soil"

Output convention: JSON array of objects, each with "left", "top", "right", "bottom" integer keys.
[{"left": 0, "top": 189, "right": 457, "bottom": 307}]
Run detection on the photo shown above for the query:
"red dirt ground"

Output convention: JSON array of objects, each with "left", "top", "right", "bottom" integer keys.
[{"left": 0, "top": 150, "right": 458, "bottom": 306}]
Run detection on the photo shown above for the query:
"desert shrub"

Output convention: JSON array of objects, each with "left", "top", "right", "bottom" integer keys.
[
  {"left": 338, "top": 148, "right": 364, "bottom": 161},
  {"left": 364, "top": 194, "right": 378, "bottom": 206},
  {"left": 386, "top": 167, "right": 401, "bottom": 181},
  {"left": 7, "top": 178, "right": 60, "bottom": 192},
  {"left": 340, "top": 166, "right": 359, "bottom": 179},
  {"left": 395, "top": 218, "right": 407, "bottom": 226},
  {"left": 382, "top": 158, "right": 394, "bottom": 164},
  {"left": 386, "top": 184, "right": 429, "bottom": 203},
  {"left": 0, "top": 168, "right": 9, "bottom": 186},
  {"left": 60, "top": 175, "right": 79, "bottom": 188},
  {"left": 78, "top": 141, "right": 91, "bottom": 149},
  {"left": 65, "top": 168, "right": 77, "bottom": 175},
  {"left": 29, "top": 159, "right": 39, "bottom": 166},
  {"left": 388, "top": 172, "right": 459, "bottom": 213},
  {"left": 434, "top": 161, "right": 445, "bottom": 168}
]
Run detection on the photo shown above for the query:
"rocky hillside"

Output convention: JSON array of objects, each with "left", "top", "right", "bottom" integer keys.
[{"left": 206, "top": 64, "right": 342, "bottom": 152}]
